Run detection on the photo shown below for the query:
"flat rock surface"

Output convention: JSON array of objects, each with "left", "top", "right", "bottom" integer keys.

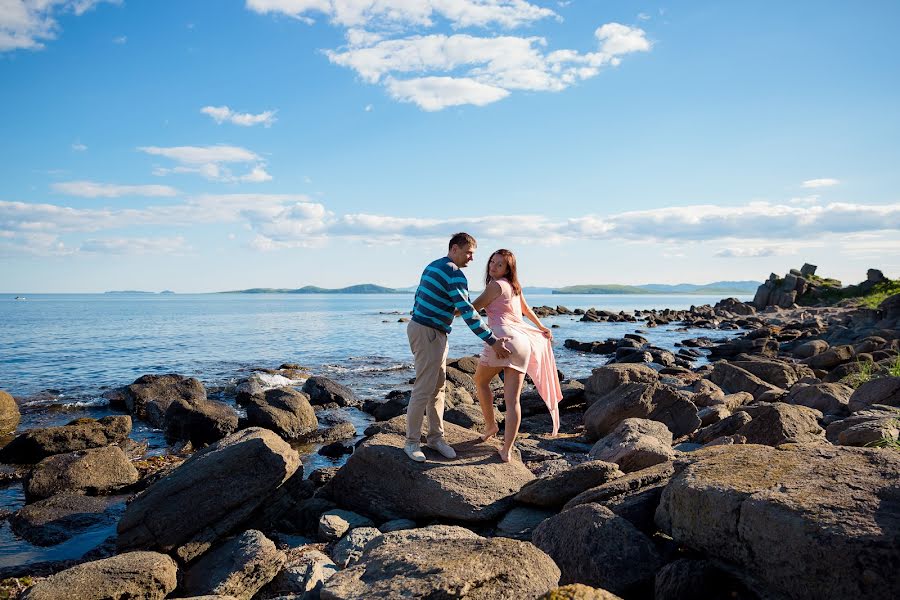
[{"left": 656, "top": 443, "right": 900, "bottom": 600}]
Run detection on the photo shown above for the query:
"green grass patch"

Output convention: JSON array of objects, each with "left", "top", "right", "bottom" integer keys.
[
  {"left": 865, "top": 419, "right": 900, "bottom": 451},
  {"left": 889, "top": 354, "right": 900, "bottom": 377},
  {"left": 801, "top": 277, "right": 900, "bottom": 308},
  {"left": 842, "top": 359, "right": 875, "bottom": 388}
]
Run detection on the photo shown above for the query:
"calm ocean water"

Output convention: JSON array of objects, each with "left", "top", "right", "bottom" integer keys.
[{"left": 0, "top": 291, "right": 748, "bottom": 568}]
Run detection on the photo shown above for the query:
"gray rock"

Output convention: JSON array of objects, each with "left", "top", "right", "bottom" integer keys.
[
  {"left": 378, "top": 518, "right": 416, "bottom": 533},
  {"left": 563, "top": 462, "right": 675, "bottom": 512},
  {"left": 802, "top": 345, "right": 854, "bottom": 370},
  {"left": 325, "top": 417, "right": 534, "bottom": 523},
  {"left": 10, "top": 492, "right": 125, "bottom": 546},
  {"left": 848, "top": 376, "right": 900, "bottom": 412},
  {"left": 655, "top": 444, "right": 900, "bottom": 600},
  {"left": 318, "top": 510, "right": 374, "bottom": 541},
  {"left": 515, "top": 460, "right": 624, "bottom": 508},
  {"left": 793, "top": 339, "right": 829, "bottom": 359},
  {"left": 331, "top": 527, "right": 381, "bottom": 567},
  {"left": 697, "top": 405, "right": 731, "bottom": 426},
  {"left": 124, "top": 373, "right": 206, "bottom": 428},
  {"left": 709, "top": 362, "right": 784, "bottom": 401},
  {"left": 21, "top": 551, "right": 178, "bottom": 600},
  {"left": 584, "top": 383, "right": 700, "bottom": 441},
  {"left": 537, "top": 584, "right": 624, "bottom": 600},
  {"left": 246, "top": 388, "right": 318, "bottom": 440},
  {"left": 729, "top": 359, "right": 814, "bottom": 390},
  {"left": 117, "top": 428, "right": 300, "bottom": 562},
  {"left": 824, "top": 409, "right": 900, "bottom": 444},
  {"left": 321, "top": 533, "right": 559, "bottom": 600},
  {"left": 693, "top": 411, "right": 753, "bottom": 445},
  {"left": 182, "top": 530, "right": 286, "bottom": 600},
  {"left": 0, "top": 416, "right": 131, "bottom": 464},
  {"left": 584, "top": 364, "right": 658, "bottom": 404},
  {"left": 302, "top": 377, "right": 361, "bottom": 408},
  {"left": 838, "top": 419, "right": 899, "bottom": 447},
  {"left": 265, "top": 549, "right": 337, "bottom": 599},
  {"left": 495, "top": 506, "right": 555, "bottom": 541},
  {"left": 0, "top": 389, "right": 19, "bottom": 434},
  {"left": 25, "top": 445, "right": 139, "bottom": 501},
  {"left": 588, "top": 418, "right": 674, "bottom": 472},
  {"left": 165, "top": 397, "right": 239, "bottom": 446},
  {"left": 735, "top": 403, "right": 825, "bottom": 446},
  {"left": 788, "top": 382, "right": 852, "bottom": 415},
  {"left": 532, "top": 503, "right": 662, "bottom": 595}
]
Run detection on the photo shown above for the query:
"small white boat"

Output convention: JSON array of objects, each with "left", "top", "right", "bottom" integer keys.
[{"left": 14, "top": 296, "right": 26, "bottom": 300}]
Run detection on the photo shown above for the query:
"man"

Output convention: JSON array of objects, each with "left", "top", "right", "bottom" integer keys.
[{"left": 405, "top": 232, "right": 511, "bottom": 462}]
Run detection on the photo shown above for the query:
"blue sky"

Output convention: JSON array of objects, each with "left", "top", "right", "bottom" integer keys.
[{"left": 1, "top": 0, "right": 899, "bottom": 292}]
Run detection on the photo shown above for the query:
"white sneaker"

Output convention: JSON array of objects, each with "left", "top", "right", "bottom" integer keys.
[
  {"left": 426, "top": 438, "right": 457, "bottom": 459},
  {"left": 404, "top": 442, "right": 426, "bottom": 462}
]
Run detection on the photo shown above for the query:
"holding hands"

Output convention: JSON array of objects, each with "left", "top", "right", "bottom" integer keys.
[{"left": 493, "top": 338, "right": 512, "bottom": 359}]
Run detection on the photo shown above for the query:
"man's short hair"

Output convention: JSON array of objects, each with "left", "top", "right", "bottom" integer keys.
[{"left": 448, "top": 232, "right": 477, "bottom": 251}]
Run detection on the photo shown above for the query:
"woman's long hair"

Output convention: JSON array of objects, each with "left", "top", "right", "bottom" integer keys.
[{"left": 485, "top": 249, "right": 522, "bottom": 296}]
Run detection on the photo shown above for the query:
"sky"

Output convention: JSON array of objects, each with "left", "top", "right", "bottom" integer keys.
[{"left": 1, "top": 0, "right": 899, "bottom": 293}]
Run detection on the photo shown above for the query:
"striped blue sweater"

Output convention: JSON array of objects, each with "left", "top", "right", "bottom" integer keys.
[{"left": 411, "top": 257, "right": 498, "bottom": 345}]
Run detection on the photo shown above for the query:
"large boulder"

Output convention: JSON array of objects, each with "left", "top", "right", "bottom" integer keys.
[
  {"left": 264, "top": 548, "right": 337, "bottom": 599},
  {"left": 793, "top": 339, "right": 829, "bottom": 359},
  {"left": 532, "top": 503, "right": 662, "bottom": 595},
  {"left": 0, "top": 416, "right": 131, "bottom": 464},
  {"left": 302, "top": 376, "right": 361, "bottom": 407},
  {"left": 655, "top": 444, "right": 900, "bottom": 600},
  {"left": 117, "top": 427, "right": 300, "bottom": 562},
  {"left": 11, "top": 492, "right": 125, "bottom": 546},
  {"left": 735, "top": 403, "right": 824, "bottom": 446},
  {"left": 584, "top": 364, "right": 658, "bottom": 404},
  {"left": 0, "top": 389, "right": 20, "bottom": 434},
  {"left": 802, "top": 345, "right": 854, "bottom": 370},
  {"left": 165, "top": 397, "right": 238, "bottom": 446},
  {"left": 25, "top": 445, "right": 139, "bottom": 500},
  {"left": 787, "top": 382, "right": 852, "bottom": 415},
  {"left": 326, "top": 417, "right": 533, "bottom": 522},
  {"left": 693, "top": 411, "right": 753, "bottom": 445},
  {"left": 21, "top": 551, "right": 178, "bottom": 600},
  {"left": 584, "top": 384, "right": 699, "bottom": 441},
  {"left": 708, "top": 362, "right": 783, "bottom": 401},
  {"left": 848, "top": 376, "right": 900, "bottom": 412},
  {"left": 124, "top": 373, "right": 206, "bottom": 428},
  {"left": 181, "top": 530, "right": 286, "bottom": 600},
  {"left": 729, "top": 359, "right": 814, "bottom": 390},
  {"left": 515, "top": 460, "right": 624, "bottom": 508},
  {"left": 538, "top": 584, "right": 623, "bottom": 600},
  {"left": 588, "top": 418, "right": 674, "bottom": 472},
  {"left": 321, "top": 529, "right": 560, "bottom": 599},
  {"left": 245, "top": 388, "right": 317, "bottom": 440}
]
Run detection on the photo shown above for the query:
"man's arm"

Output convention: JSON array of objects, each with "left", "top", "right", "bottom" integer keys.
[{"left": 448, "top": 281, "right": 498, "bottom": 345}]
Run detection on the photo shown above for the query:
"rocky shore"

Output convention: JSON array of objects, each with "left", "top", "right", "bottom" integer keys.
[{"left": 1, "top": 267, "right": 899, "bottom": 599}]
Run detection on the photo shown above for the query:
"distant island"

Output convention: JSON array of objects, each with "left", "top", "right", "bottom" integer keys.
[
  {"left": 223, "top": 284, "right": 408, "bottom": 294},
  {"left": 104, "top": 290, "right": 176, "bottom": 295},
  {"left": 553, "top": 281, "right": 761, "bottom": 295},
  {"left": 221, "top": 281, "right": 760, "bottom": 295}
]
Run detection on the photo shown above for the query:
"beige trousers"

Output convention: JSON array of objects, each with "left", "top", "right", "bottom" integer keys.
[{"left": 406, "top": 320, "right": 449, "bottom": 445}]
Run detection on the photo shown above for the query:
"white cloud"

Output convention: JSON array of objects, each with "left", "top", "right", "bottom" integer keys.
[
  {"left": 326, "top": 25, "right": 650, "bottom": 109},
  {"left": 801, "top": 178, "right": 840, "bottom": 189},
  {"left": 201, "top": 105, "right": 277, "bottom": 127},
  {"left": 80, "top": 236, "right": 188, "bottom": 255},
  {"left": 245, "top": 0, "right": 556, "bottom": 29},
  {"left": 0, "top": 0, "right": 119, "bottom": 52},
  {"left": 386, "top": 76, "right": 510, "bottom": 110},
  {"left": 364, "top": 103, "right": 373, "bottom": 111},
  {"left": 138, "top": 144, "right": 272, "bottom": 183},
  {"left": 52, "top": 181, "right": 180, "bottom": 198},
  {"left": 71, "top": 142, "right": 88, "bottom": 151},
  {"left": 715, "top": 246, "right": 783, "bottom": 258},
  {"left": 112, "top": 34, "right": 126, "bottom": 44}
]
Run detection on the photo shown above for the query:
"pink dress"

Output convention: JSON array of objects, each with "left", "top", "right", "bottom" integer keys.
[{"left": 479, "top": 278, "right": 562, "bottom": 435}]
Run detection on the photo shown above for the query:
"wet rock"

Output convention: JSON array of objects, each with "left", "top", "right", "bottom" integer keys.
[
  {"left": 0, "top": 390, "right": 21, "bottom": 434},
  {"left": 181, "top": 530, "right": 285, "bottom": 600},
  {"left": 533, "top": 503, "right": 662, "bottom": 595},
  {"left": 124, "top": 374, "right": 206, "bottom": 428},
  {"left": 321, "top": 531, "right": 559, "bottom": 600},
  {"left": 21, "top": 551, "right": 177, "bottom": 600},
  {"left": 363, "top": 390, "right": 409, "bottom": 421},
  {"left": 515, "top": 460, "right": 623, "bottom": 508},
  {"left": 302, "top": 377, "right": 361, "bottom": 408},
  {"left": 25, "top": 445, "right": 139, "bottom": 501},
  {"left": 117, "top": 428, "right": 300, "bottom": 562},
  {"left": 735, "top": 403, "right": 824, "bottom": 446},
  {"left": 588, "top": 418, "right": 674, "bottom": 472},
  {"left": 0, "top": 416, "right": 131, "bottom": 464},
  {"left": 656, "top": 444, "right": 900, "bottom": 600},
  {"left": 325, "top": 417, "right": 533, "bottom": 523},
  {"left": 165, "top": 397, "right": 238, "bottom": 446},
  {"left": 848, "top": 376, "right": 900, "bottom": 412},
  {"left": 246, "top": 388, "right": 317, "bottom": 440},
  {"left": 11, "top": 492, "right": 125, "bottom": 546}
]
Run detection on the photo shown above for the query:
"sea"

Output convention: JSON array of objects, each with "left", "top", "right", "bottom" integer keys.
[{"left": 0, "top": 292, "right": 749, "bottom": 568}]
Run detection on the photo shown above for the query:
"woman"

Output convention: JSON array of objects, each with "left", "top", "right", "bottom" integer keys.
[{"left": 471, "top": 249, "right": 562, "bottom": 461}]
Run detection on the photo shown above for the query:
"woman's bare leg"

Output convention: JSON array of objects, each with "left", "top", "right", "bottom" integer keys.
[
  {"left": 499, "top": 368, "right": 526, "bottom": 462},
  {"left": 474, "top": 364, "right": 502, "bottom": 441}
]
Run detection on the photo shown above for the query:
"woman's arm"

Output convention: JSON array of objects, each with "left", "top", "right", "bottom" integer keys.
[
  {"left": 472, "top": 280, "right": 503, "bottom": 311},
  {"left": 520, "top": 293, "right": 553, "bottom": 339}
]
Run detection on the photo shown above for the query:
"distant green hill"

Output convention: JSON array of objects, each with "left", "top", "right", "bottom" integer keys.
[
  {"left": 553, "top": 284, "right": 651, "bottom": 295},
  {"left": 224, "top": 284, "right": 408, "bottom": 294},
  {"left": 552, "top": 281, "right": 760, "bottom": 295}
]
